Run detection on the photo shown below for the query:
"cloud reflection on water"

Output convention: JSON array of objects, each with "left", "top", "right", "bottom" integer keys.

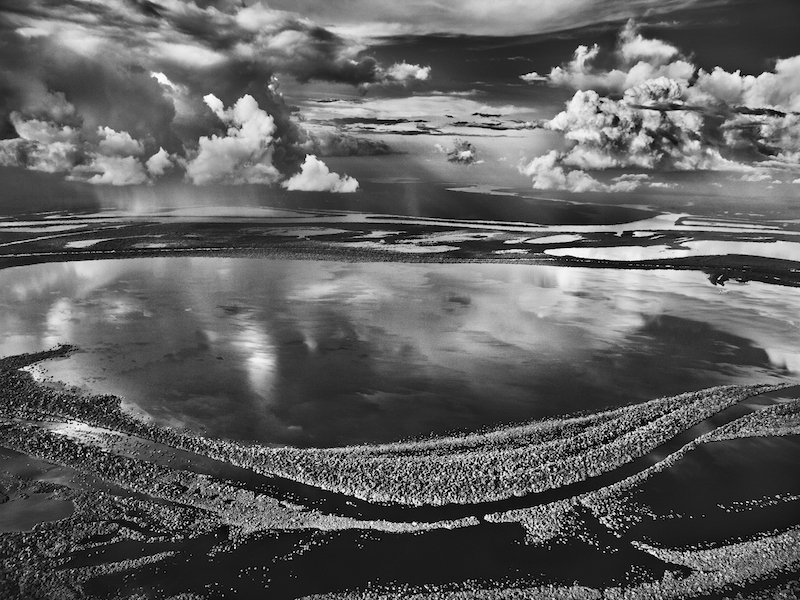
[{"left": 0, "top": 258, "right": 798, "bottom": 446}]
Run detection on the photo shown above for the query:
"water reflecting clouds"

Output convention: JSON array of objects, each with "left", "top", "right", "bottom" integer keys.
[{"left": 1, "top": 258, "right": 797, "bottom": 446}]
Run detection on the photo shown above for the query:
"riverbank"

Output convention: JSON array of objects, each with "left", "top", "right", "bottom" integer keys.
[{"left": 1, "top": 347, "right": 799, "bottom": 598}]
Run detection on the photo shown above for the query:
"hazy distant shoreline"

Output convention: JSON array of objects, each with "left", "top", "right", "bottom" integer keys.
[{"left": 2, "top": 240, "right": 800, "bottom": 287}]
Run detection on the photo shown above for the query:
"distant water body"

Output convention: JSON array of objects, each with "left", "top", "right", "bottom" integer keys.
[{"left": 0, "top": 258, "right": 798, "bottom": 447}]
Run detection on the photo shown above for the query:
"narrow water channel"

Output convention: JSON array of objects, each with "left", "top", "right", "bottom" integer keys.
[
  {"left": 37, "top": 389, "right": 782, "bottom": 524},
  {"left": 168, "top": 394, "right": 770, "bottom": 522}
]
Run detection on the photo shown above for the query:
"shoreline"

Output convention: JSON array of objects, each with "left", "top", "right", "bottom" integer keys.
[
  {"left": 0, "top": 350, "right": 798, "bottom": 598},
  {"left": 1, "top": 273, "right": 799, "bottom": 597}
]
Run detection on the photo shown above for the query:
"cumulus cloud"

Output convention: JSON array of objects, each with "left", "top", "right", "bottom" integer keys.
[
  {"left": 693, "top": 56, "right": 800, "bottom": 113},
  {"left": 722, "top": 112, "right": 800, "bottom": 164},
  {"left": 0, "top": 136, "right": 80, "bottom": 173},
  {"left": 538, "top": 21, "right": 695, "bottom": 95},
  {"left": 519, "top": 21, "right": 800, "bottom": 192},
  {"left": 442, "top": 139, "right": 481, "bottom": 165},
  {"left": 370, "top": 60, "right": 435, "bottom": 88},
  {"left": 0, "top": 82, "right": 361, "bottom": 190},
  {"left": 96, "top": 127, "right": 144, "bottom": 157},
  {"left": 0, "top": 103, "right": 169, "bottom": 185},
  {"left": 520, "top": 72, "right": 548, "bottom": 83},
  {"left": 520, "top": 150, "right": 604, "bottom": 192},
  {"left": 519, "top": 150, "right": 649, "bottom": 193},
  {"left": 531, "top": 20, "right": 800, "bottom": 114},
  {"left": 0, "top": 0, "right": 428, "bottom": 186},
  {"left": 547, "top": 83, "right": 737, "bottom": 172},
  {"left": 522, "top": 82, "right": 741, "bottom": 192},
  {"left": 69, "top": 125, "right": 153, "bottom": 185},
  {"left": 185, "top": 94, "right": 281, "bottom": 185},
  {"left": 386, "top": 62, "right": 431, "bottom": 82},
  {"left": 145, "top": 147, "right": 175, "bottom": 177},
  {"left": 282, "top": 155, "right": 359, "bottom": 192},
  {"left": 0, "top": 111, "right": 82, "bottom": 172},
  {"left": 9, "top": 112, "right": 81, "bottom": 145},
  {"left": 77, "top": 156, "right": 150, "bottom": 186},
  {"left": 611, "top": 173, "right": 651, "bottom": 191}
]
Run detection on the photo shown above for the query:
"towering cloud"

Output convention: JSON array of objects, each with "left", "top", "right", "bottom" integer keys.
[
  {"left": 519, "top": 21, "right": 800, "bottom": 191},
  {"left": 145, "top": 148, "right": 175, "bottom": 177},
  {"left": 693, "top": 57, "right": 800, "bottom": 113},
  {"left": 181, "top": 94, "right": 359, "bottom": 188},
  {"left": 530, "top": 20, "right": 694, "bottom": 95},
  {"left": 185, "top": 94, "right": 281, "bottom": 185},
  {"left": 547, "top": 81, "right": 735, "bottom": 172}
]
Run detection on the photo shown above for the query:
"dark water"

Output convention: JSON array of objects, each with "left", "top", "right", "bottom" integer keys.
[
  {"left": 83, "top": 518, "right": 682, "bottom": 600},
  {"left": 621, "top": 434, "right": 800, "bottom": 548},
  {"left": 271, "top": 181, "right": 658, "bottom": 224},
  {"left": 1, "top": 258, "right": 798, "bottom": 447},
  {"left": 2, "top": 257, "right": 798, "bottom": 598},
  {"left": 0, "top": 492, "right": 74, "bottom": 533},
  {"left": 16, "top": 396, "right": 771, "bottom": 525}
]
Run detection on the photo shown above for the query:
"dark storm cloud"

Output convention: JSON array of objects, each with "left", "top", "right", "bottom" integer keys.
[
  {"left": 0, "top": 27, "right": 179, "bottom": 151},
  {"left": 0, "top": 0, "right": 429, "bottom": 186},
  {"left": 304, "top": 132, "right": 393, "bottom": 157},
  {"left": 0, "top": 0, "right": 431, "bottom": 90},
  {"left": 1, "top": 1, "right": 366, "bottom": 81}
]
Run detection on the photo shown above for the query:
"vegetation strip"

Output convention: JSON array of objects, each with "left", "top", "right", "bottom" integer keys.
[{"left": 0, "top": 347, "right": 793, "bottom": 522}]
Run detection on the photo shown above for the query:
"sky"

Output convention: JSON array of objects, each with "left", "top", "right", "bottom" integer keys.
[{"left": 0, "top": 0, "right": 798, "bottom": 208}]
